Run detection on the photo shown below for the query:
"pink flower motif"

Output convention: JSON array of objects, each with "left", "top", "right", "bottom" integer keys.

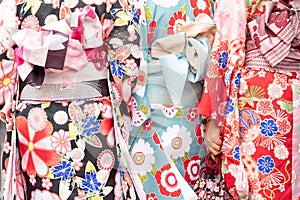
[
  {"left": 28, "top": 107, "right": 48, "bottom": 131},
  {"left": 21, "top": 15, "right": 40, "bottom": 31},
  {"left": 42, "top": 178, "right": 53, "bottom": 190},
  {"left": 74, "top": 161, "right": 83, "bottom": 171},
  {"left": 0, "top": 60, "right": 17, "bottom": 105},
  {"left": 3, "top": 141, "right": 11, "bottom": 154},
  {"left": 187, "top": 108, "right": 199, "bottom": 122},
  {"left": 124, "top": 58, "right": 137, "bottom": 71},
  {"left": 29, "top": 174, "right": 36, "bottom": 186},
  {"left": 50, "top": 129, "right": 72, "bottom": 154}
]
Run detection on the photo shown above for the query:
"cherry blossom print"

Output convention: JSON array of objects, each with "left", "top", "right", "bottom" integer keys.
[
  {"left": 130, "top": 139, "right": 155, "bottom": 174},
  {"left": 97, "top": 149, "right": 115, "bottom": 170},
  {"left": 50, "top": 129, "right": 72, "bottom": 154},
  {"left": 155, "top": 163, "right": 181, "bottom": 197},
  {"left": 190, "top": 0, "right": 211, "bottom": 17},
  {"left": 0, "top": 60, "right": 17, "bottom": 105},
  {"left": 268, "top": 83, "right": 284, "bottom": 99},
  {"left": 29, "top": 174, "right": 37, "bottom": 186},
  {"left": 276, "top": 118, "right": 291, "bottom": 135},
  {"left": 184, "top": 155, "right": 201, "bottom": 185},
  {"left": 42, "top": 178, "right": 53, "bottom": 190},
  {"left": 16, "top": 116, "right": 60, "bottom": 177},
  {"left": 186, "top": 107, "right": 199, "bottom": 122},
  {"left": 64, "top": 0, "right": 79, "bottom": 8},
  {"left": 70, "top": 148, "right": 84, "bottom": 162},
  {"left": 3, "top": 141, "right": 11, "bottom": 154},
  {"left": 152, "top": 0, "right": 180, "bottom": 8},
  {"left": 167, "top": 11, "right": 187, "bottom": 35},
  {"left": 83, "top": 103, "right": 97, "bottom": 115},
  {"left": 274, "top": 73, "right": 288, "bottom": 90},
  {"left": 53, "top": 110, "right": 68, "bottom": 125},
  {"left": 31, "top": 189, "right": 60, "bottom": 200},
  {"left": 274, "top": 144, "right": 289, "bottom": 160},
  {"left": 21, "top": 15, "right": 40, "bottom": 31},
  {"left": 240, "top": 141, "right": 256, "bottom": 156},
  {"left": 257, "top": 99, "right": 274, "bottom": 116},
  {"left": 124, "top": 58, "right": 137, "bottom": 71},
  {"left": 161, "top": 125, "right": 192, "bottom": 159},
  {"left": 27, "top": 107, "right": 48, "bottom": 131}
]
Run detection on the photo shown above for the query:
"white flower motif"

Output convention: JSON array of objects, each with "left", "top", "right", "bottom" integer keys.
[
  {"left": 44, "top": 14, "right": 58, "bottom": 25},
  {"left": 31, "top": 189, "right": 60, "bottom": 200},
  {"left": 130, "top": 139, "right": 155, "bottom": 174},
  {"left": 50, "top": 129, "right": 71, "bottom": 154},
  {"left": 268, "top": 83, "right": 284, "bottom": 99},
  {"left": 240, "top": 141, "right": 256, "bottom": 156},
  {"left": 64, "top": 0, "right": 79, "bottom": 8},
  {"left": 161, "top": 125, "right": 192, "bottom": 159},
  {"left": 70, "top": 148, "right": 85, "bottom": 162},
  {"left": 152, "top": 0, "right": 180, "bottom": 8},
  {"left": 274, "top": 144, "right": 289, "bottom": 160},
  {"left": 42, "top": 178, "right": 53, "bottom": 190},
  {"left": 258, "top": 70, "right": 266, "bottom": 77},
  {"left": 97, "top": 149, "right": 115, "bottom": 171},
  {"left": 53, "top": 110, "right": 68, "bottom": 125},
  {"left": 109, "top": 38, "right": 123, "bottom": 49}
]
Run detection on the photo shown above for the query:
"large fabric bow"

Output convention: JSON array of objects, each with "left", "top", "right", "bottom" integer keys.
[
  {"left": 150, "top": 14, "right": 215, "bottom": 105},
  {"left": 248, "top": 1, "right": 300, "bottom": 67}
]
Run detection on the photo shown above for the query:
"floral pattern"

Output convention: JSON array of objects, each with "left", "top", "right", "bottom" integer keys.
[{"left": 198, "top": 1, "right": 299, "bottom": 199}]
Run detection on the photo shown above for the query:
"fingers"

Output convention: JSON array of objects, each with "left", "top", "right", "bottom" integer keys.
[{"left": 204, "top": 138, "right": 222, "bottom": 156}]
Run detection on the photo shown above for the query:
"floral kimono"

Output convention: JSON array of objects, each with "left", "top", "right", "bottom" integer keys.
[
  {"left": 198, "top": 0, "right": 300, "bottom": 199},
  {"left": 0, "top": 0, "right": 138, "bottom": 199},
  {"left": 108, "top": 0, "right": 215, "bottom": 199}
]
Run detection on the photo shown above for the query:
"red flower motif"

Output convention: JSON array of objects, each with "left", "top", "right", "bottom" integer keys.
[
  {"left": 167, "top": 11, "right": 186, "bottom": 35},
  {"left": 148, "top": 20, "right": 157, "bottom": 45},
  {"left": 190, "top": 0, "right": 211, "bottom": 18},
  {"left": 100, "top": 97, "right": 115, "bottom": 148},
  {"left": 16, "top": 116, "right": 60, "bottom": 177},
  {"left": 194, "top": 123, "right": 203, "bottom": 145},
  {"left": 152, "top": 131, "right": 163, "bottom": 150},
  {"left": 187, "top": 108, "right": 199, "bottom": 122},
  {"left": 155, "top": 163, "right": 181, "bottom": 197},
  {"left": 142, "top": 119, "right": 154, "bottom": 131},
  {"left": 184, "top": 155, "right": 201, "bottom": 185},
  {"left": 146, "top": 192, "right": 158, "bottom": 200}
]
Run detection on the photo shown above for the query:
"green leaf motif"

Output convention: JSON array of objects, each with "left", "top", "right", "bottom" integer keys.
[
  {"left": 139, "top": 104, "right": 149, "bottom": 115},
  {"left": 277, "top": 100, "right": 293, "bottom": 114},
  {"left": 138, "top": 174, "right": 148, "bottom": 184},
  {"left": 175, "top": 108, "right": 184, "bottom": 118},
  {"left": 181, "top": 152, "right": 189, "bottom": 162},
  {"left": 241, "top": 85, "right": 265, "bottom": 107},
  {"left": 145, "top": 7, "right": 152, "bottom": 20},
  {"left": 150, "top": 164, "right": 158, "bottom": 177},
  {"left": 180, "top": 4, "right": 186, "bottom": 14}
]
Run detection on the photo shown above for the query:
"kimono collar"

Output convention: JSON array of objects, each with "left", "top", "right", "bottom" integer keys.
[{"left": 248, "top": 1, "right": 300, "bottom": 67}]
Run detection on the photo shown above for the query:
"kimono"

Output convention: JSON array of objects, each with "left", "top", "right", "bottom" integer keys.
[
  {"left": 198, "top": 0, "right": 300, "bottom": 199},
  {"left": 108, "top": 0, "right": 215, "bottom": 199},
  {"left": 0, "top": 0, "right": 138, "bottom": 199}
]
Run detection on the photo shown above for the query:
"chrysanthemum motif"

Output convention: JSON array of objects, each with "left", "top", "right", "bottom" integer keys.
[
  {"left": 161, "top": 125, "right": 192, "bottom": 159},
  {"left": 53, "top": 110, "right": 68, "bottom": 125},
  {"left": 152, "top": 0, "right": 180, "bottom": 8},
  {"left": 28, "top": 107, "right": 48, "bottom": 131},
  {"left": 97, "top": 149, "right": 115, "bottom": 171},
  {"left": 130, "top": 139, "right": 155, "bottom": 174}
]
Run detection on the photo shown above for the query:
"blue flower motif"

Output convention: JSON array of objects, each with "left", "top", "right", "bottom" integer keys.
[
  {"left": 233, "top": 146, "right": 240, "bottom": 161},
  {"left": 131, "top": 9, "right": 139, "bottom": 24},
  {"left": 234, "top": 72, "right": 241, "bottom": 87},
  {"left": 224, "top": 69, "right": 231, "bottom": 86},
  {"left": 260, "top": 119, "right": 278, "bottom": 137},
  {"left": 82, "top": 172, "right": 101, "bottom": 193},
  {"left": 218, "top": 52, "right": 229, "bottom": 69},
  {"left": 110, "top": 60, "right": 123, "bottom": 77},
  {"left": 225, "top": 98, "right": 234, "bottom": 115},
  {"left": 257, "top": 155, "right": 275, "bottom": 174},
  {"left": 82, "top": 116, "right": 100, "bottom": 136},
  {"left": 52, "top": 161, "right": 74, "bottom": 181}
]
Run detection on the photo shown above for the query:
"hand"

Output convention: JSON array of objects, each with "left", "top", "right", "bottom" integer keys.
[{"left": 204, "top": 119, "right": 223, "bottom": 156}]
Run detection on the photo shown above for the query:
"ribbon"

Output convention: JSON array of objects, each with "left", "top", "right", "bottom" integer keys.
[
  {"left": 150, "top": 15, "right": 215, "bottom": 106},
  {"left": 248, "top": 1, "right": 300, "bottom": 67}
]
